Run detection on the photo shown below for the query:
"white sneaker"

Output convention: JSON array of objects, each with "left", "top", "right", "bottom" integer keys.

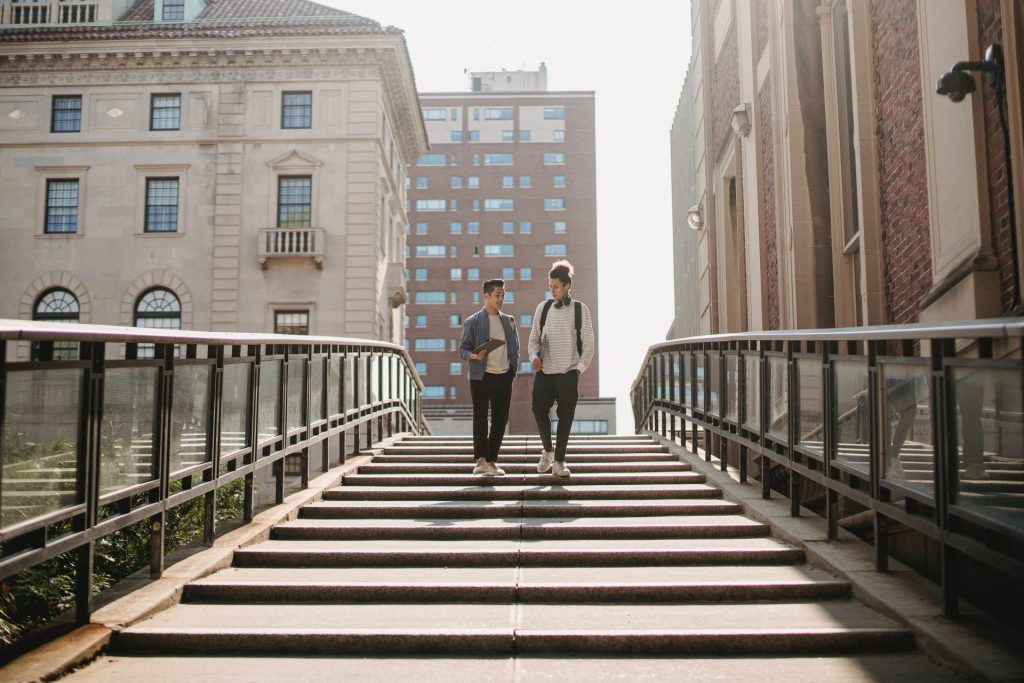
[
  {"left": 537, "top": 450, "right": 555, "bottom": 473},
  {"left": 552, "top": 460, "right": 571, "bottom": 477},
  {"left": 473, "top": 458, "right": 489, "bottom": 475}
]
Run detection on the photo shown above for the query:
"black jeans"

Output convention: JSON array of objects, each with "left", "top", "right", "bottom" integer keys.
[
  {"left": 470, "top": 371, "right": 514, "bottom": 462},
  {"left": 532, "top": 371, "right": 579, "bottom": 462}
]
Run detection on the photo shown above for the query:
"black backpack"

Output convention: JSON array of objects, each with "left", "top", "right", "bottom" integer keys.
[{"left": 539, "top": 299, "right": 583, "bottom": 356}]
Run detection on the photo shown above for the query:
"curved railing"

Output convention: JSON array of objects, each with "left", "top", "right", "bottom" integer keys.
[
  {"left": 631, "top": 318, "right": 1024, "bottom": 617},
  {"left": 0, "top": 319, "right": 428, "bottom": 622}
]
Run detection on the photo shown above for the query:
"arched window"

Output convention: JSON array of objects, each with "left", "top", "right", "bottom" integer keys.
[
  {"left": 135, "top": 287, "right": 181, "bottom": 358},
  {"left": 33, "top": 288, "right": 80, "bottom": 359}
]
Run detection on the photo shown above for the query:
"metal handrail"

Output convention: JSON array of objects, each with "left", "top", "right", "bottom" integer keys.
[
  {"left": 631, "top": 320, "right": 1024, "bottom": 618},
  {"left": 0, "top": 319, "right": 428, "bottom": 624}
]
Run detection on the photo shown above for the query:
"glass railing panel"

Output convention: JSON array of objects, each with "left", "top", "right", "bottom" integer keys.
[
  {"left": 767, "top": 356, "right": 789, "bottom": 441},
  {"left": 328, "top": 355, "right": 342, "bottom": 417},
  {"left": 357, "top": 355, "right": 367, "bottom": 407},
  {"left": 743, "top": 353, "right": 760, "bottom": 430},
  {"left": 101, "top": 366, "right": 158, "bottom": 495},
  {"left": 220, "top": 361, "right": 250, "bottom": 455},
  {"left": 344, "top": 355, "right": 355, "bottom": 413},
  {"left": 725, "top": 353, "right": 739, "bottom": 420},
  {"left": 309, "top": 357, "right": 325, "bottom": 422},
  {"left": 369, "top": 354, "right": 380, "bottom": 404},
  {"left": 1, "top": 368, "right": 82, "bottom": 530},
  {"left": 797, "top": 357, "right": 824, "bottom": 454},
  {"left": 879, "top": 362, "right": 933, "bottom": 495},
  {"left": 680, "top": 352, "right": 691, "bottom": 407},
  {"left": 286, "top": 358, "right": 306, "bottom": 432},
  {"left": 951, "top": 365, "right": 1023, "bottom": 529},
  {"left": 257, "top": 359, "right": 281, "bottom": 443},
  {"left": 707, "top": 354, "right": 720, "bottom": 416},
  {"left": 169, "top": 364, "right": 211, "bottom": 474},
  {"left": 694, "top": 353, "right": 705, "bottom": 413},
  {"left": 833, "top": 358, "right": 869, "bottom": 471}
]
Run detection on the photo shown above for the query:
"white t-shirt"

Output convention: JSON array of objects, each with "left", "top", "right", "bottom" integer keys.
[{"left": 485, "top": 314, "right": 509, "bottom": 374}]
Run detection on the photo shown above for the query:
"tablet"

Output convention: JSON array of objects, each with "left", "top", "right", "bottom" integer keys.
[{"left": 473, "top": 338, "right": 506, "bottom": 354}]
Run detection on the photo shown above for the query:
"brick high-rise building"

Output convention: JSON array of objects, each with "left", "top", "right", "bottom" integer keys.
[{"left": 406, "top": 65, "right": 614, "bottom": 435}]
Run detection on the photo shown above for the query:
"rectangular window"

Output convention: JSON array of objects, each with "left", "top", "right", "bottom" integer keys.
[
  {"left": 502, "top": 130, "right": 514, "bottom": 142},
  {"left": 520, "top": 313, "right": 533, "bottom": 326},
  {"left": 502, "top": 266, "right": 514, "bottom": 279},
  {"left": 519, "top": 221, "right": 532, "bottom": 234},
  {"left": 150, "top": 94, "right": 181, "bottom": 130},
  {"left": 484, "top": 244, "right": 515, "bottom": 257},
  {"left": 450, "top": 268, "right": 463, "bottom": 280},
  {"left": 553, "top": 175, "right": 566, "bottom": 188},
  {"left": 467, "top": 268, "right": 480, "bottom": 280},
  {"left": 450, "top": 199, "right": 458, "bottom": 211},
  {"left": 162, "top": 0, "right": 184, "bottom": 20},
  {"left": 544, "top": 152, "right": 566, "bottom": 165},
  {"left": 274, "top": 310, "right": 309, "bottom": 335},
  {"left": 281, "top": 91, "right": 312, "bottom": 129},
  {"left": 417, "top": 154, "right": 446, "bottom": 166},
  {"left": 520, "top": 267, "right": 532, "bottom": 280},
  {"left": 502, "top": 176, "right": 514, "bottom": 189},
  {"left": 484, "top": 107, "right": 514, "bottom": 120},
  {"left": 449, "top": 245, "right": 458, "bottom": 257},
  {"left": 416, "top": 199, "right": 446, "bottom": 211},
  {"left": 502, "top": 221, "right": 515, "bottom": 234},
  {"left": 450, "top": 361, "right": 462, "bottom": 374},
  {"left": 451, "top": 108, "right": 459, "bottom": 120},
  {"left": 468, "top": 176, "right": 480, "bottom": 188},
  {"left": 423, "top": 385, "right": 445, "bottom": 398},
  {"left": 449, "top": 291, "right": 457, "bottom": 304},
  {"left": 44, "top": 179, "right": 78, "bottom": 234},
  {"left": 553, "top": 130, "right": 566, "bottom": 142},
  {"left": 554, "top": 220, "right": 567, "bottom": 234},
  {"left": 484, "top": 198, "right": 514, "bottom": 211},
  {"left": 450, "top": 131, "right": 463, "bottom": 142},
  {"left": 415, "top": 221, "right": 428, "bottom": 234},
  {"left": 414, "top": 291, "right": 446, "bottom": 303},
  {"left": 414, "top": 361, "right": 427, "bottom": 374},
  {"left": 545, "top": 244, "right": 567, "bottom": 257},
  {"left": 519, "top": 176, "right": 532, "bottom": 188},
  {"left": 422, "top": 108, "right": 446, "bottom": 120},
  {"left": 449, "top": 314, "right": 462, "bottom": 327},
  {"left": 415, "top": 338, "right": 446, "bottom": 351},
  {"left": 519, "top": 130, "right": 531, "bottom": 142},
  {"left": 544, "top": 106, "right": 566, "bottom": 119},
  {"left": 277, "top": 176, "right": 311, "bottom": 228},
  {"left": 415, "top": 314, "right": 427, "bottom": 327},
  {"left": 473, "top": 291, "right": 480, "bottom": 304},
  {"left": 450, "top": 176, "right": 463, "bottom": 189},
  {"left": 414, "top": 268, "right": 427, "bottom": 280},
  {"left": 504, "top": 291, "right": 515, "bottom": 303},
  {"left": 449, "top": 385, "right": 458, "bottom": 399},
  {"left": 450, "top": 221, "right": 463, "bottom": 234},
  {"left": 415, "top": 177, "right": 428, "bottom": 189},
  {"left": 145, "top": 178, "right": 179, "bottom": 232},
  {"left": 484, "top": 153, "right": 513, "bottom": 165},
  {"left": 51, "top": 95, "right": 82, "bottom": 133},
  {"left": 473, "top": 154, "right": 480, "bottom": 165},
  {"left": 544, "top": 198, "right": 566, "bottom": 210},
  {"left": 472, "top": 199, "right": 480, "bottom": 211},
  {"left": 468, "top": 130, "right": 480, "bottom": 142},
  {"left": 415, "top": 245, "right": 446, "bottom": 257}
]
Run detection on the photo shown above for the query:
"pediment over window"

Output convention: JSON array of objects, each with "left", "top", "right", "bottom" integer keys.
[{"left": 267, "top": 150, "right": 323, "bottom": 171}]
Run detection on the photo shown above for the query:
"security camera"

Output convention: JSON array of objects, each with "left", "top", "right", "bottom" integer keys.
[{"left": 936, "top": 69, "right": 976, "bottom": 102}]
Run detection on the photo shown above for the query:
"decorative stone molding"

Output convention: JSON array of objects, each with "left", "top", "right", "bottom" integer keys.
[
  {"left": 20, "top": 271, "right": 92, "bottom": 322},
  {"left": 119, "top": 270, "right": 193, "bottom": 328}
]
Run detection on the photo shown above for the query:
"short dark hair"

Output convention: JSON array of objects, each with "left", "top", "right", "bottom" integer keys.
[
  {"left": 549, "top": 260, "right": 574, "bottom": 285},
  {"left": 482, "top": 278, "right": 505, "bottom": 294}
]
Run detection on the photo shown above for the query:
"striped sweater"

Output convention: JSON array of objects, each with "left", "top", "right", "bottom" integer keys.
[{"left": 527, "top": 299, "right": 595, "bottom": 375}]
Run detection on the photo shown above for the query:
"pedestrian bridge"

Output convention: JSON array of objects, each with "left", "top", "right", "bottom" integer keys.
[{"left": 0, "top": 318, "right": 1022, "bottom": 680}]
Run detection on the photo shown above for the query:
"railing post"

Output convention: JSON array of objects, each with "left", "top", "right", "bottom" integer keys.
[
  {"left": 204, "top": 345, "right": 224, "bottom": 546},
  {"left": 788, "top": 342, "right": 800, "bottom": 516},
  {"left": 275, "top": 346, "right": 287, "bottom": 505},
  {"left": 824, "top": 341, "right": 838, "bottom": 541},
  {"left": 868, "top": 340, "right": 888, "bottom": 571},
  {"left": 760, "top": 345, "right": 770, "bottom": 499},
  {"left": 74, "top": 341, "right": 103, "bottom": 623},
  {"left": 244, "top": 347, "right": 260, "bottom": 522},
  {"left": 351, "top": 352, "right": 360, "bottom": 456},
  {"left": 151, "top": 343, "right": 174, "bottom": 578},
  {"left": 300, "top": 346, "right": 311, "bottom": 490},
  {"left": 932, "top": 338, "right": 959, "bottom": 617}
]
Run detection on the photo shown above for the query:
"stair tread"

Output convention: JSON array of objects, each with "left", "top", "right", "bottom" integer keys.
[
  {"left": 242, "top": 537, "right": 799, "bottom": 552},
  {"left": 278, "top": 515, "right": 767, "bottom": 530}
]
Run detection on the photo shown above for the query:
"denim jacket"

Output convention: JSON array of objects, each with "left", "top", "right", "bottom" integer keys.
[{"left": 458, "top": 308, "right": 519, "bottom": 381}]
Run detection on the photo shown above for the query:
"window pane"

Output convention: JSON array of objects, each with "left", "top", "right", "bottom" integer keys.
[
  {"left": 278, "top": 176, "right": 312, "bottom": 228},
  {"left": 274, "top": 311, "right": 309, "bottom": 335},
  {"left": 282, "top": 92, "right": 312, "bottom": 129},
  {"left": 45, "top": 179, "right": 78, "bottom": 234},
  {"left": 145, "top": 178, "right": 179, "bottom": 232},
  {"left": 151, "top": 94, "right": 181, "bottom": 130},
  {"left": 52, "top": 96, "right": 81, "bottom": 133}
]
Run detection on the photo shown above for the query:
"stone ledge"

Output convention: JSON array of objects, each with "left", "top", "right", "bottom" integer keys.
[{"left": 655, "top": 433, "right": 1024, "bottom": 682}]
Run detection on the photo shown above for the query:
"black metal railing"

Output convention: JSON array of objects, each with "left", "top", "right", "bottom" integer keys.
[
  {"left": 0, "top": 319, "right": 427, "bottom": 622},
  {"left": 632, "top": 319, "right": 1024, "bottom": 617}
]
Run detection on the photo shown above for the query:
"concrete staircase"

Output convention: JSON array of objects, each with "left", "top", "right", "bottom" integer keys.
[{"left": 106, "top": 434, "right": 929, "bottom": 660}]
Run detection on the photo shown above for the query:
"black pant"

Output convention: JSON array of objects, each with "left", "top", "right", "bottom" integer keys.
[
  {"left": 532, "top": 371, "right": 579, "bottom": 462},
  {"left": 470, "top": 371, "right": 514, "bottom": 462}
]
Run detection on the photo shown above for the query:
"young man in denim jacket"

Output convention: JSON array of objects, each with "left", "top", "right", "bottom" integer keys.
[{"left": 459, "top": 278, "right": 519, "bottom": 475}]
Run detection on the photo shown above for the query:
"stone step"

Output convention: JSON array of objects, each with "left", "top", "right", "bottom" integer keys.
[
  {"left": 234, "top": 538, "right": 807, "bottom": 568},
  {"left": 323, "top": 483, "right": 722, "bottom": 501},
  {"left": 113, "top": 601, "right": 912, "bottom": 656},
  {"left": 355, "top": 461, "right": 691, "bottom": 475},
  {"left": 372, "top": 452, "right": 679, "bottom": 463},
  {"left": 182, "top": 565, "right": 851, "bottom": 603},
  {"left": 401, "top": 435, "right": 651, "bottom": 443},
  {"left": 299, "top": 499, "right": 741, "bottom": 519},
  {"left": 271, "top": 515, "right": 771, "bottom": 541},
  {"left": 383, "top": 445, "right": 669, "bottom": 455},
  {"left": 341, "top": 472, "right": 707, "bottom": 487}
]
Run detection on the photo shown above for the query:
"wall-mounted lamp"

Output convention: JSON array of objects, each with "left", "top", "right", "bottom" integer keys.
[
  {"left": 730, "top": 103, "right": 751, "bottom": 137},
  {"left": 687, "top": 204, "right": 703, "bottom": 230}
]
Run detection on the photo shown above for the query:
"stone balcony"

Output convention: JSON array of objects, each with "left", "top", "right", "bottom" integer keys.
[{"left": 257, "top": 227, "right": 325, "bottom": 269}]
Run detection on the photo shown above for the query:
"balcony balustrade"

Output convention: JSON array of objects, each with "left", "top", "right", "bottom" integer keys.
[
  {"left": 1, "top": 0, "right": 97, "bottom": 25},
  {"left": 257, "top": 227, "right": 325, "bottom": 269},
  {"left": 0, "top": 319, "right": 427, "bottom": 622},
  {"left": 632, "top": 319, "right": 1024, "bottom": 618}
]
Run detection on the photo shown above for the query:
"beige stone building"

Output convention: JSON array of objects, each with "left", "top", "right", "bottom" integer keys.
[
  {"left": 676, "top": 0, "right": 1024, "bottom": 334},
  {"left": 0, "top": 0, "right": 427, "bottom": 358}
]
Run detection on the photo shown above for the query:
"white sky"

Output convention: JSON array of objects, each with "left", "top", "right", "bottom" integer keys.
[{"left": 324, "top": 0, "right": 693, "bottom": 434}]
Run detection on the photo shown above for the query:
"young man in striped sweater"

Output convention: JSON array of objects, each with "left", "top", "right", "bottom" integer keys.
[{"left": 528, "top": 260, "right": 595, "bottom": 477}]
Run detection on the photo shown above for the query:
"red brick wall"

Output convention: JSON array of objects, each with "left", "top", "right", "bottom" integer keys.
[
  {"left": 711, "top": 25, "right": 741, "bottom": 159},
  {"left": 870, "top": 0, "right": 932, "bottom": 324},
  {"left": 976, "top": 0, "right": 1015, "bottom": 312},
  {"left": 759, "top": 77, "right": 779, "bottom": 330}
]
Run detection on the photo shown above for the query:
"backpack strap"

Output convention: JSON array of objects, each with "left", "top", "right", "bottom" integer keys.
[
  {"left": 539, "top": 298, "right": 556, "bottom": 334},
  {"left": 574, "top": 301, "right": 583, "bottom": 356}
]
